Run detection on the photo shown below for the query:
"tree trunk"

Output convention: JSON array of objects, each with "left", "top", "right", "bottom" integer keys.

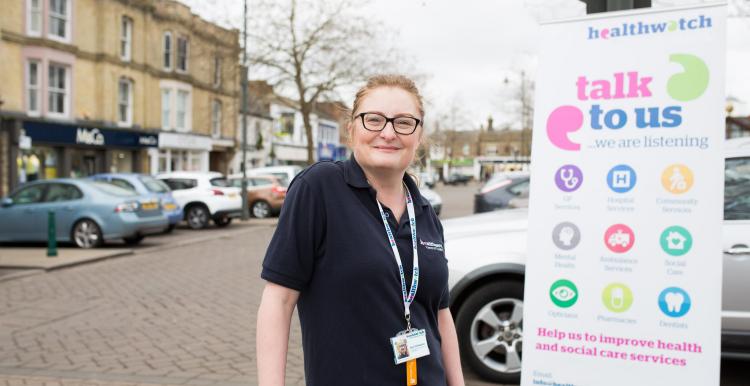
[{"left": 301, "top": 104, "right": 314, "bottom": 165}]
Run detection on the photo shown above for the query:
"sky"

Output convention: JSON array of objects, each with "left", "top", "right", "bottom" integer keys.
[{"left": 180, "top": 0, "right": 750, "bottom": 130}]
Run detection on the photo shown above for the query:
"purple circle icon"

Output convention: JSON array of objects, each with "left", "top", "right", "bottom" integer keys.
[{"left": 555, "top": 165, "right": 583, "bottom": 192}]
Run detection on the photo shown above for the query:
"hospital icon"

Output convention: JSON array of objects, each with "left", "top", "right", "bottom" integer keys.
[
  {"left": 552, "top": 222, "right": 581, "bottom": 250},
  {"left": 661, "top": 164, "right": 694, "bottom": 194},
  {"left": 607, "top": 164, "right": 637, "bottom": 193},
  {"left": 555, "top": 165, "right": 583, "bottom": 192},
  {"left": 658, "top": 287, "right": 691, "bottom": 318}
]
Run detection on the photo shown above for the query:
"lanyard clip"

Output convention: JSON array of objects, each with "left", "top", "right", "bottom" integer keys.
[{"left": 405, "top": 312, "right": 412, "bottom": 331}]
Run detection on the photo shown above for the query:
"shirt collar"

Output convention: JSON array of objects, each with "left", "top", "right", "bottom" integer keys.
[{"left": 343, "top": 155, "right": 431, "bottom": 211}]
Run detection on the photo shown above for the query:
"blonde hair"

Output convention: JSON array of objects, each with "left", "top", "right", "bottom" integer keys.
[{"left": 351, "top": 74, "right": 425, "bottom": 118}]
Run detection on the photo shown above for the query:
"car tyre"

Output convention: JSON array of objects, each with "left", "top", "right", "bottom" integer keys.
[
  {"left": 455, "top": 280, "right": 524, "bottom": 384},
  {"left": 186, "top": 204, "right": 210, "bottom": 229},
  {"left": 214, "top": 217, "right": 232, "bottom": 227},
  {"left": 71, "top": 219, "right": 103, "bottom": 249},
  {"left": 252, "top": 200, "right": 272, "bottom": 219},
  {"left": 123, "top": 234, "right": 144, "bottom": 245}
]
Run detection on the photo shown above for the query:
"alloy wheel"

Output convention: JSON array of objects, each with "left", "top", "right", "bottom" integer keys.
[{"left": 469, "top": 298, "right": 524, "bottom": 374}]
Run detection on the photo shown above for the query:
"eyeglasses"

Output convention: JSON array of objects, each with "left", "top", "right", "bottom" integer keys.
[{"left": 355, "top": 112, "right": 421, "bottom": 135}]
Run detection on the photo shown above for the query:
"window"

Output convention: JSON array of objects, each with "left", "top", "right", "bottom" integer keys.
[
  {"left": 120, "top": 16, "right": 132, "bottom": 61},
  {"left": 26, "top": 60, "right": 41, "bottom": 115},
  {"left": 44, "top": 183, "right": 83, "bottom": 202},
  {"left": 209, "top": 178, "right": 230, "bottom": 187},
  {"left": 107, "top": 178, "right": 136, "bottom": 192},
  {"left": 11, "top": 184, "right": 46, "bottom": 204},
  {"left": 279, "top": 112, "right": 295, "bottom": 136},
  {"left": 161, "top": 178, "right": 197, "bottom": 191},
  {"left": 48, "top": 64, "right": 68, "bottom": 117},
  {"left": 725, "top": 157, "right": 750, "bottom": 220},
  {"left": 27, "top": 0, "right": 42, "bottom": 36},
  {"left": 163, "top": 32, "right": 172, "bottom": 70},
  {"left": 49, "top": 0, "right": 69, "bottom": 41},
  {"left": 176, "top": 36, "right": 188, "bottom": 72},
  {"left": 117, "top": 78, "right": 133, "bottom": 125},
  {"left": 211, "top": 99, "right": 222, "bottom": 138},
  {"left": 176, "top": 90, "right": 188, "bottom": 131},
  {"left": 139, "top": 176, "right": 169, "bottom": 193},
  {"left": 161, "top": 89, "right": 171, "bottom": 129},
  {"left": 213, "top": 55, "right": 222, "bottom": 87}
]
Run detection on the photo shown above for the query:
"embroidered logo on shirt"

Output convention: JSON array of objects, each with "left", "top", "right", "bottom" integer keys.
[{"left": 419, "top": 239, "right": 444, "bottom": 252}]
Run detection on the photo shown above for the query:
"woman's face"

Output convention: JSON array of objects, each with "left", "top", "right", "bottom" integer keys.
[{"left": 349, "top": 87, "right": 422, "bottom": 175}]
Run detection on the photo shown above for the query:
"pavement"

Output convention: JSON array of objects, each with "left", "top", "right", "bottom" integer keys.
[{"left": 0, "top": 248, "right": 133, "bottom": 271}]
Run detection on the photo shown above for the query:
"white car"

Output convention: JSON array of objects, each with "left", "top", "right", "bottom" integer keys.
[
  {"left": 156, "top": 172, "right": 242, "bottom": 229},
  {"left": 445, "top": 138, "right": 750, "bottom": 384}
]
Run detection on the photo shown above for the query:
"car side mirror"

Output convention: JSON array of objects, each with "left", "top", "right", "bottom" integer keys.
[{"left": 1, "top": 197, "right": 13, "bottom": 207}]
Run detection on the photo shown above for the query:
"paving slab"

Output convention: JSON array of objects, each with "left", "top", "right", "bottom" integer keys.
[{"left": 0, "top": 248, "right": 133, "bottom": 270}]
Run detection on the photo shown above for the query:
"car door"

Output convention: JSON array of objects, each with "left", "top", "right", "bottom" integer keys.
[
  {"left": 39, "top": 183, "right": 86, "bottom": 240},
  {"left": 722, "top": 155, "right": 750, "bottom": 331},
  {"left": 0, "top": 184, "right": 48, "bottom": 241}
]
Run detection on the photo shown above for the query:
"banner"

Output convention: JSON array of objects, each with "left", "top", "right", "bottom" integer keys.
[{"left": 522, "top": 4, "right": 726, "bottom": 386}]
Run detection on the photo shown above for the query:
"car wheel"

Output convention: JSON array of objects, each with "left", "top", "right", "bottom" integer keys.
[
  {"left": 456, "top": 280, "right": 524, "bottom": 384},
  {"left": 214, "top": 217, "right": 232, "bottom": 227},
  {"left": 252, "top": 200, "right": 272, "bottom": 219},
  {"left": 186, "top": 204, "right": 210, "bottom": 229},
  {"left": 123, "top": 234, "right": 144, "bottom": 245},
  {"left": 72, "top": 219, "right": 103, "bottom": 249}
]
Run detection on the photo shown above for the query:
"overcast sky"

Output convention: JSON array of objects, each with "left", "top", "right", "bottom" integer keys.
[{"left": 180, "top": 0, "right": 750, "bottom": 130}]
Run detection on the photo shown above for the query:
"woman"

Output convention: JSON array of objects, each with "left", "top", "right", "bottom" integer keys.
[{"left": 256, "top": 74, "right": 465, "bottom": 386}]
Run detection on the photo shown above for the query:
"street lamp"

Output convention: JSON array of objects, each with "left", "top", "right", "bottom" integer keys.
[{"left": 240, "top": 0, "right": 250, "bottom": 220}]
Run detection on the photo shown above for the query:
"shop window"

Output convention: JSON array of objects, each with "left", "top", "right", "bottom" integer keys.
[
  {"left": 279, "top": 112, "right": 295, "bottom": 137},
  {"left": 17, "top": 147, "right": 58, "bottom": 184},
  {"left": 120, "top": 16, "right": 133, "bottom": 61},
  {"left": 11, "top": 184, "right": 46, "bottom": 204},
  {"left": 213, "top": 55, "right": 222, "bottom": 87},
  {"left": 45, "top": 183, "right": 83, "bottom": 202},
  {"left": 48, "top": 0, "right": 70, "bottom": 42},
  {"left": 27, "top": 0, "right": 42, "bottom": 36},
  {"left": 163, "top": 32, "right": 172, "bottom": 70},
  {"left": 176, "top": 90, "right": 188, "bottom": 131},
  {"left": 176, "top": 36, "right": 188, "bottom": 72},
  {"left": 118, "top": 78, "right": 133, "bottom": 126},
  {"left": 48, "top": 63, "right": 69, "bottom": 117},
  {"left": 111, "top": 150, "right": 133, "bottom": 173},
  {"left": 26, "top": 60, "right": 41, "bottom": 116},
  {"left": 211, "top": 99, "right": 222, "bottom": 138}
]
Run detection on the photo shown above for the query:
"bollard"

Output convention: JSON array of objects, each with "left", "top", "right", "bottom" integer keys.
[{"left": 47, "top": 211, "right": 57, "bottom": 257}]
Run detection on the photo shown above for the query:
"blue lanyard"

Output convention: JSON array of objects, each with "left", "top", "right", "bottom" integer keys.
[{"left": 376, "top": 183, "right": 419, "bottom": 330}]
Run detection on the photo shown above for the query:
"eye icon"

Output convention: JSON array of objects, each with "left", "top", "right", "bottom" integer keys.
[
  {"left": 552, "top": 286, "right": 576, "bottom": 301},
  {"left": 550, "top": 279, "right": 579, "bottom": 308}
]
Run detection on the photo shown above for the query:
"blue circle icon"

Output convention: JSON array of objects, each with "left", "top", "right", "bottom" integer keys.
[
  {"left": 607, "top": 165, "right": 637, "bottom": 193},
  {"left": 658, "top": 287, "right": 691, "bottom": 318}
]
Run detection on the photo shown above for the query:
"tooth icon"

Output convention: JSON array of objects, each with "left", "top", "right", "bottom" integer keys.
[{"left": 664, "top": 291, "right": 685, "bottom": 313}]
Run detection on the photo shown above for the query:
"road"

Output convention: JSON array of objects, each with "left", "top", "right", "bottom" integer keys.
[{"left": 0, "top": 182, "right": 745, "bottom": 385}]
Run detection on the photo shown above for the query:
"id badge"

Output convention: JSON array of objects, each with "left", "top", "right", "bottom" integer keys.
[{"left": 390, "top": 329, "right": 430, "bottom": 365}]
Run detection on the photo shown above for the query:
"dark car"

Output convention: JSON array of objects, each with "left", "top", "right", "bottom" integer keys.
[{"left": 473, "top": 173, "right": 530, "bottom": 213}]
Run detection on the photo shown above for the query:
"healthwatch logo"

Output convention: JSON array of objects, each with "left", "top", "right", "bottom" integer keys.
[
  {"left": 587, "top": 15, "right": 712, "bottom": 40},
  {"left": 546, "top": 54, "right": 709, "bottom": 151}
]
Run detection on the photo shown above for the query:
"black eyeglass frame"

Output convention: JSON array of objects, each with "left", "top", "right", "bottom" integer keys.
[{"left": 354, "top": 112, "right": 422, "bottom": 135}]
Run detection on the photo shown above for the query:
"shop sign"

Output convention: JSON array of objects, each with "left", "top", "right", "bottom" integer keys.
[
  {"left": 76, "top": 128, "right": 105, "bottom": 146},
  {"left": 23, "top": 121, "right": 158, "bottom": 148}
]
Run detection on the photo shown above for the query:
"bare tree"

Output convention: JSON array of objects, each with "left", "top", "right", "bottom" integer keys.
[{"left": 248, "top": 0, "right": 399, "bottom": 164}]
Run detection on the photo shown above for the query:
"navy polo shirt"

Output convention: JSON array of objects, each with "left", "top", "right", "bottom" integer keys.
[{"left": 261, "top": 156, "right": 450, "bottom": 386}]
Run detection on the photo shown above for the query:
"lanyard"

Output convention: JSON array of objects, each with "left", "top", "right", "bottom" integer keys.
[{"left": 376, "top": 183, "right": 419, "bottom": 330}]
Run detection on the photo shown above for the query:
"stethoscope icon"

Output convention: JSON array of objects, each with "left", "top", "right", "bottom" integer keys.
[{"left": 559, "top": 167, "right": 580, "bottom": 189}]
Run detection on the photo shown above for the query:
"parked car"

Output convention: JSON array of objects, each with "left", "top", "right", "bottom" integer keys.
[
  {"left": 0, "top": 179, "right": 168, "bottom": 248},
  {"left": 445, "top": 173, "right": 472, "bottom": 186},
  {"left": 227, "top": 174, "right": 287, "bottom": 218},
  {"left": 474, "top": 173, "right": 530, "bottom": 213},
  {"left": 156, "top": 172, "right": 242, "bottom": 229},
  {"left": 446, "top": 138, "right": 750, "bottom": 384},
  {"left": 419, "top": 171, "right": 438, "bottom": 188},
  {"left": 246, "top": 165, "right": 303, "bottom": 187},
  {"left": 90, "top": 173, "right": 183, "bottom": 232},
  {"left": 414, "top": 175, "right": 442, "bottom": 216}
]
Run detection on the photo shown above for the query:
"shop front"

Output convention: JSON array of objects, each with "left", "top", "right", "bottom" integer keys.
[
  {"left": 11, "top": 120, "right": 158, "bottom": 190},
  {"left": 149, "top": 132, "right": 212, "bottom": 174}
]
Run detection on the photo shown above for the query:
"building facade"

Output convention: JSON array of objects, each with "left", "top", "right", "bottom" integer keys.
[{"left": 0, "top": 0, "right": 239, "bottom": 196}]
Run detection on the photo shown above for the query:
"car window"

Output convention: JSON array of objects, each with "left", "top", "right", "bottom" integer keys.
[
  {"left": 88, "top": 181, "right": 137, "bottom": 196},
  {"left": 140, "top": 176, "right": 169, "bottom": 193},
  {"left": 210, "top": 177, "right": 230, "bottom": 187},
  {"left": 45, "top": 183, "right": 83, "bottom": 202},
  {"left": 11, "top": 184, "right": 46, "bottom": 204},
  {"left": 725, "top": 156, "right": 750, "bottom": 220},
  {"left": 508, "top": 179, "right": 530, "bottom": 197},
  {"left": 162, "top": 178, "right": 197, "bottom": 190},
  {"left": 253, "top": 178, "right": 273, "bottom": 187},
  {"left": 110, "top": 178, "right": 137, "bottom": 192},
  {"left": 270, "top": 173, "right": 290, "bottom": 187}
]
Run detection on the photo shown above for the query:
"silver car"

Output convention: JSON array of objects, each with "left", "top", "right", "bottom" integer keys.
[{"left": 445, "top": 138, "right": 750, "bottom": 384}]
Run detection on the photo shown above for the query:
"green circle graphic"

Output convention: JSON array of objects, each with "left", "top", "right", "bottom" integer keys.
[
  {"left": 550, "top": 279, "right": 578, "bottom": 308},
  {"left": 660, "top": 226, "right": 693, "bottom": 256},
  {"left": 602, "top": 283, "right": 633, "bottom": 313}
]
